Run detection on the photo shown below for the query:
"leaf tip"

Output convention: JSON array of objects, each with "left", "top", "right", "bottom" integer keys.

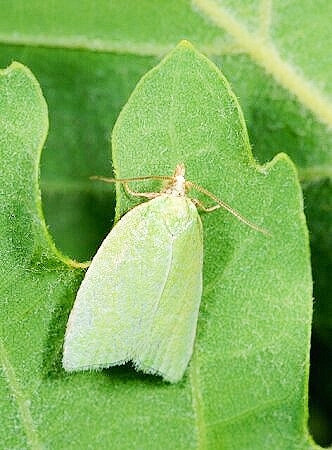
[{"left": 176, "top": 39, "right": 195, "bottom": 50}]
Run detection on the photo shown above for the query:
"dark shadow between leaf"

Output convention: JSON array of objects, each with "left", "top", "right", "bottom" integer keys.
[{"left": 42, "top": 275, "right": 82, "bottom": 379}]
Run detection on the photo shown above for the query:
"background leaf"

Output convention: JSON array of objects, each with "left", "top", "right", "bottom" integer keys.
[{"left": 1, "top": 42, "right": 314, "bottom": 449}]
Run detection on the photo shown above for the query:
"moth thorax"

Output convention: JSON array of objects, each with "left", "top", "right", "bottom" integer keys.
[{"left": 165, "top": 174, "right": 186, "bottom": 197}]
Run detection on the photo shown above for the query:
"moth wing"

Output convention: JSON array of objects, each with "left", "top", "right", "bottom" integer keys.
[
  {"left": 63, "top": 196, "right": 203, "bottom": 383},
  {"left": 134, "top": 196, "right": 203, "bottom": 382}
]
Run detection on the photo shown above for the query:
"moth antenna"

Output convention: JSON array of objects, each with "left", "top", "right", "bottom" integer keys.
[
  {"left": 90, "top": 174, "right": 175, "bottom": 200},
  {"left": 90, "top": 175, "right": 173, "bottom": 183}
]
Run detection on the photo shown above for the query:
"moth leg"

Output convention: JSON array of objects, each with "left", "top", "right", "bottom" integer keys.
[
  {"left": 191, "top": 197, "right": 269, "bottom": 234},
  {"left": 123, "top": 181, "right": 160, "bottom": 200},
  {"left": 191, "top": 197, "right": 220, "bottom": 212}
]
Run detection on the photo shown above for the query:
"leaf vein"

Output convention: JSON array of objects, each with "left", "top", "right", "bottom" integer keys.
[
  {"left": 189, "top": 350, "right": 207, "bottom": 449},
  {"left": 193, "top": 0, "right": 332, "bottom": 128},
  {"left": 206, "top": 394, "right": 291, "bottom": 428},
  {"left": 0, "top": 337, "right": 42, "bottom": 449}
]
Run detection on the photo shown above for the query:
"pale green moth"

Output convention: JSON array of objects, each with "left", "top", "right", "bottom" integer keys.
[{"left": 63, "top": 164, "right": 265, "bottom": 383}]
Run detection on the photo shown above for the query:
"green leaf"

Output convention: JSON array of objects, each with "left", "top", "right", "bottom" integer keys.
[
  {"left": 0, "top": 62, "right": 83, "bottom": 448},
  {"left": 0, "top": 42, "right": 314, "bottom": 448},
  {"left": 112, "top": 40, "right": 314, "bottom": 447},
  {"left": 1, "top": 1, "right": 330, "bottom": 444}
]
